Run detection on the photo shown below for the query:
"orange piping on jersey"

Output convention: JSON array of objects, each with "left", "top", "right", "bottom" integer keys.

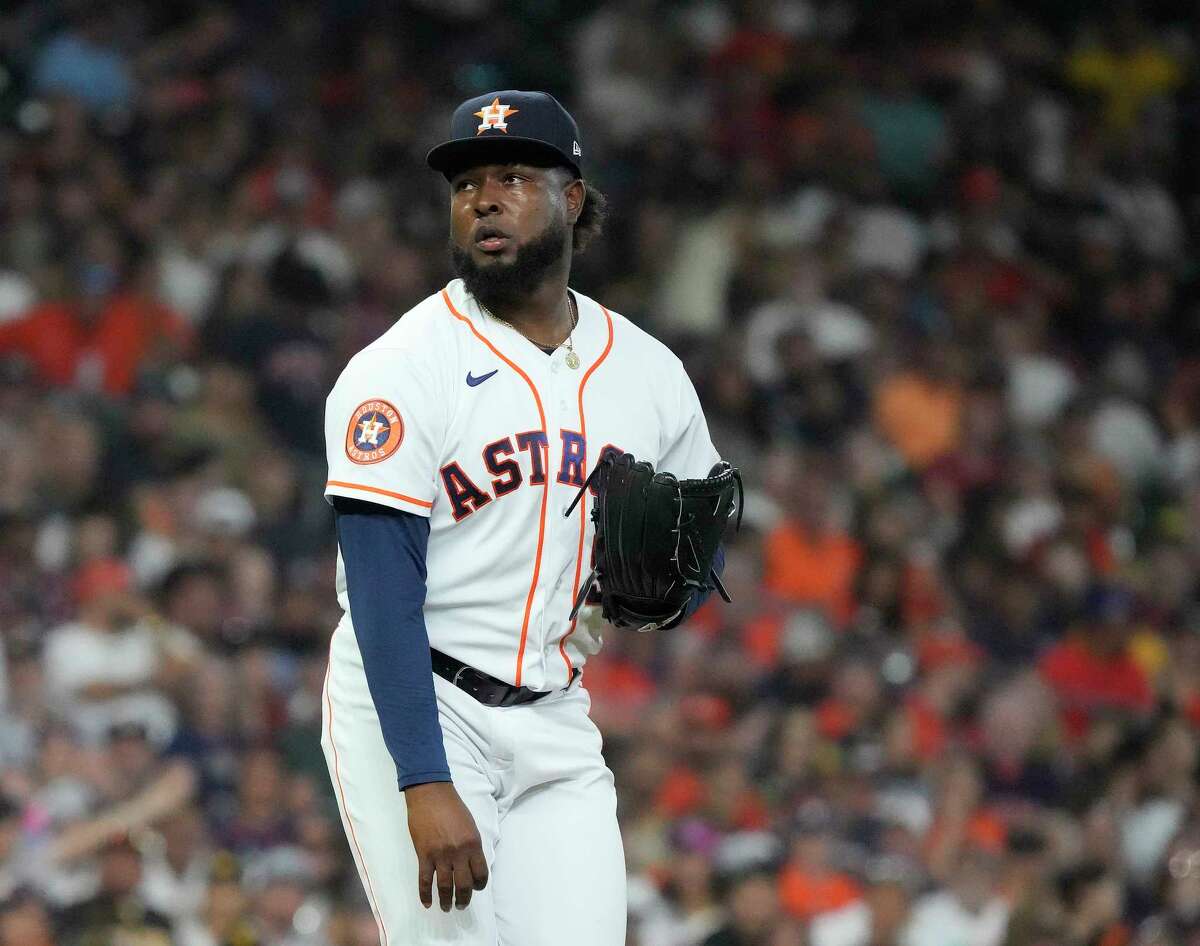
[
  {"left": 442, "top": 288, "right": 548, "bottom": 687},
  {"left": 559, "top": 303, "right": 615, "bottom": 683},
  {"left": 326, "top": 480, "right": 434, "bottom": 509},
  {"left": 324, "top": 660, "right": 389, "bottom": 946}
]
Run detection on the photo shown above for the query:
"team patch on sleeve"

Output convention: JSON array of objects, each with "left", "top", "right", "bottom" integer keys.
[{"left": 345, "top": 399, "right": 405, "bottom": 464}]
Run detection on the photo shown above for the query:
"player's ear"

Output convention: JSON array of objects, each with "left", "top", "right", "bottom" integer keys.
[{"left": 564, "top": 177, "right": 585, "bottom": 226}]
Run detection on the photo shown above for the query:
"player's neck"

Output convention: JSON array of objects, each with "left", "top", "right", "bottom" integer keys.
[{"left": 483, "top": 273, "right": 574, "bottom": 347}]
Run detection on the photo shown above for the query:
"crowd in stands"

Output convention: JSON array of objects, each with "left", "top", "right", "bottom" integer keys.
[{"left": 1, "top": 1, "right": 1200, "bottom": 945}]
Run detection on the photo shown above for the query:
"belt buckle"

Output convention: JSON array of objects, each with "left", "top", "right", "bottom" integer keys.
[{"left": 451, "top": 664, "right": 471, "bottom": 688}]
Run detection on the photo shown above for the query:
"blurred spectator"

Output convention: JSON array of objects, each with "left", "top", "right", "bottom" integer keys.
[
  {"left": 632, "top": 848, "right": 723, "bottom": 946},
  {"left": 244, "top": 845, "right": 326, "bottom": 946},
  {"left": 0, "top": 243, "right": 192, "bottom": 396},
  {"left": 31, "top": 6, "right": 135, "bottom": 114},
  {"left": 808, "top": 856, "right": 915, "bottom": 946},
  {"left": 0, "top": 796, "right": 19, "bottom": 902},
  {"left": 701, "top": 870, "right": 781, "bottom": 946},
  {"left": 174, "top": 850, "right": 258, "bottom": 946},
  {"left": 1052, "top": 861, "right": 1130, "bottom": 946},
  {"left": 0, "top": 892, "right": 56, "bottom": 946},
  {"left": 873, "top": 348, "right": 964, "bottom": 471},
  {"left": 57, "top": 836, "right": 173, "bottom": 946},
  {"left": 901, "top": 848, "right": 1009, "bottom": 946},
  {"left": 761, "top": 455, "right": 862, "bottom": 626},
  {"left": 217, "top": 746, "right": 295, "bottom": 855},
  {"left": 139, "top": 806, "right": 212, "bottom": 924},
  {"left": 777, "top": 803, "right": 862, "bottom": 921},
  {"left": 42, "top": 559, "right": 193, "bottom": 746},
  {"left": 1038, "top": 585, "right": 1153, "bottom": 738},
  {"left": 1065, "top": 7, "right": 1183, "bottom": 132}
]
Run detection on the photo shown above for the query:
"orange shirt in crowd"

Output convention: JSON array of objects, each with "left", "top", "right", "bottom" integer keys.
[
  {"left": 763, "top": 522, "right": 861, "bottom": 626},
  {"left": 923, "top": 809, "right": 1008, "bottom": 864},
  {"left": 578, "top": 655, "right": 657, "bottom": 708},
  {"left": 873, "top": 372, "right": 963, "bottom": 469},
  {"left": 741, "top": 612, "right": 785, "bottom": 667},
  {"left": 778, "top": 865, "right": 862, "bottom": 920},
  {"left": 1039, "top": 636, "right": 1153, "bottom": 739},
  {"left": 0, "top": 295, "right": 191, "bottom": 396},
  {"left": 654, "top": 766, "right": 769, "bottom": 830},
  {"left": 1039, "top": 637, "right": 1153, "bottom": 712},
  {"left": 905, "top": 694, "right": 948, "bottom": 761}
]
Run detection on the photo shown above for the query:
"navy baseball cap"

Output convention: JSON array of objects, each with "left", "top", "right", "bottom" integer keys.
[{"left": 427, "top": 90, "right": 584, "bottom": 180}]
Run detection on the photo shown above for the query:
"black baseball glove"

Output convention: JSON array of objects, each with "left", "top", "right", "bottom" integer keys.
[{"left": 566, "top": 452, "right": 743, "bottom": 630}]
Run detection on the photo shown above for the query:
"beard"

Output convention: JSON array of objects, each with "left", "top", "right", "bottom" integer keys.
[{"left": 450, "top": 216, "right": 569, "bottom": 311}]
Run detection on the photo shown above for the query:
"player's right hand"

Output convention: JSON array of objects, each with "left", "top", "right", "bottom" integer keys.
[{"left": 405, "top": 781, "right": 489, "bottom": 912}]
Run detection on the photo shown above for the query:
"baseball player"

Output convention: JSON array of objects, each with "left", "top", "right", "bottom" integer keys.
[{"left": 321, "top": 90, "right": 728, "bottom": 945}]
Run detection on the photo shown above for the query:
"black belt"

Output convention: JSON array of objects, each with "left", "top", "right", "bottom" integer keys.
[{"left": 430, "top": 649, "right": 577, "bottom": 708}]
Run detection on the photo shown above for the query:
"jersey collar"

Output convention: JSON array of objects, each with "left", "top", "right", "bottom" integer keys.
[{"left": 446, "top": 279, "right": 605, "bottom": 374}]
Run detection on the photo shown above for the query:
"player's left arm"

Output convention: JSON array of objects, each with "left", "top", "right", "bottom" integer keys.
[
  {"left": 657, "top": 358, "right": 722, "bottom": 479},
  {"left": 657, "top": 360, "right": 728, "bottom": 623}
]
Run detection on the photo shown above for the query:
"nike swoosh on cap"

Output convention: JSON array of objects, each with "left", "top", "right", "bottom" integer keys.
[{"left": 466, "top": 369, "right": 499, "bottom": 387}]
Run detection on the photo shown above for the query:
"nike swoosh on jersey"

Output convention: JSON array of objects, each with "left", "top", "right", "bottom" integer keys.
[{"left": 466, "top": 369, "right": 499, "bottom": 387}]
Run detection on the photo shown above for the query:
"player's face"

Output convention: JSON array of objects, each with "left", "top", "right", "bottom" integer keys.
[{"left": 448, "top": 163, "right": 580, "bottom": 266}]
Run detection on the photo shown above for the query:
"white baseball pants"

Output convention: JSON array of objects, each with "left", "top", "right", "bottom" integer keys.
[{"left": 321, "top": 619, "right": 627, "bottom": 945}]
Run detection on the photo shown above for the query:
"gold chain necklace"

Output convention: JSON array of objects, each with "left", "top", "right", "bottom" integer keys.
[{"left": 479, "top": 293, "right": 581, "bottom": 370}]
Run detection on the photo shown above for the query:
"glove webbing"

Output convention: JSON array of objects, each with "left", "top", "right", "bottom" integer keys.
[{"left": 564, "top": 454, "right": 743, "bottom": 623}]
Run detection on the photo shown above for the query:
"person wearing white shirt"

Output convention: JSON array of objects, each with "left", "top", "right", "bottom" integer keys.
[
  {"left": 41, "top": 561, "right": 190, "bottom": 747},
  {"left": 809, "top": 857, "right": 915, "bottom": 946},
  {"left": 899, "top": 850, "right": 1009, "bottom": 946}
]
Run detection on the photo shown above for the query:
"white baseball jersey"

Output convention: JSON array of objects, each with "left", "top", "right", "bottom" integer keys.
[{"left": 324, "top": 278, "right": 719, "bottom": 691}]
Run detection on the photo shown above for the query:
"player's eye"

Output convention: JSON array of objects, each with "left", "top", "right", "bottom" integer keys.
[
  {"left": 504, "top": 174, "right": 525, "bottom": 184},
  {"left": 455, "top": 180, "right": 476, "bottom": 192}
]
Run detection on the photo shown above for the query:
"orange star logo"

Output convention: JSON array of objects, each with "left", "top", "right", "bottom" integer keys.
[
  {"left": 356, "top": 413, "right": 389, "bottom": 447},
  {"left": 474, "top": 97, "right": 519, "bottom": 135}
]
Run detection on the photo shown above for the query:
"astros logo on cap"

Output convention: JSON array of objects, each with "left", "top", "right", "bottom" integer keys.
[
  {"left": 345, "top": 399, "right": 404, "bottom": 464},
  {"left": 475, "top": 97, "right": 519, "bottom": 134}
]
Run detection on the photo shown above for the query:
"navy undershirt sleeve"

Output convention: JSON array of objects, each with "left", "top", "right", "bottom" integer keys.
[{"left": 333, "top": 497, "right": 450, "bottom": 790}]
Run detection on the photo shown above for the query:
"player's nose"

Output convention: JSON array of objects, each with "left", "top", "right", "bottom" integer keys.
[{"left": 470, "top": 176, "right": 505, "bottom": 215}]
